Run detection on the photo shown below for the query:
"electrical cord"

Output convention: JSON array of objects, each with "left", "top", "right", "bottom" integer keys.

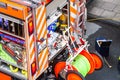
[{"left": 87, "top": 18, "right": 120, "bottom": 22}]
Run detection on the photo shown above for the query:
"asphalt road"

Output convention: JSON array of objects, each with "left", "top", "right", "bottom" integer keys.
[{"left": 85, "top": 21, "right": 120, "bottom": 80}]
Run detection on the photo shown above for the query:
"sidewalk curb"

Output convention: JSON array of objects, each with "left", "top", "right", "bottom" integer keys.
[{"left": 87, "top": 13, "right": 120, "bottom": 27}]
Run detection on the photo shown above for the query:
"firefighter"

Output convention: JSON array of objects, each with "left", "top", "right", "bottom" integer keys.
[
  {"left": 59, "top": 13, "right": 67, "bottom": 31},
  {"left": 55, "top": 12, "right": 68, "bottom": 34}
]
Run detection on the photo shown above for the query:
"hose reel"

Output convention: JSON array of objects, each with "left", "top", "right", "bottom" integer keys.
[{"left": 54, "top": 50, "right": 103, "bottom": 80}]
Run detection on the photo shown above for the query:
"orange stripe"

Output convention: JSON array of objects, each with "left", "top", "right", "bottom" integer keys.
[
  {"left": 38, "top": 50, "right": 43, "bottom": 62},
  {"left": 36, "top": 70, "right": 41, "bottom": 78},
  {"left": 38, "top": 48, "right": 48, "bottom": 62},
  {"left": 70, "top": 26, "right": 74, "bottom": 32},
  {"left": 36, "top": 7, "right": 42, "bottom": 19},
  {"left": 37, "top": 49, "right": 48, "bottom": 76},
  {"left": 30, "top": 47, "right": 35, "bottom": 59},
  {"left": 30, "top": 36, "right": 34, "bottom": 48},
  {"left": 36, "top": 8, "right": 46, "bottom": 30},
  {"left": 42, "top": 29, "right": 47, "bottom": 39},
  {"left": 70, "top": 0, "right": 75, "bottom": 3},
  {"left": 36, "top": 67, "right": 41, "bottom": 76},
  {"left": 36, "top": 62, "right": 48, "bottom": 78},
  {"left": 38, "top": 48, "right": 48, "bottom": 63},
  {"left": 37, "top": 19, "right": 46, "bottom": 39},
  {"left": 39, "top": 54, "right": 48, "bottom": 73},
  {"left": 70, "top": 6, "right": 77, "bottom": 14},
  {"left": 41, "top": 60, "right": 48, "bottom": 73},
  {"left": 37, "top": 51, "right": 48, "bottom": 76},
  {"left": 70, "top": 16, "right": 75, "bottom": 23},
  {"left": 44, "top": 61, "right": 48, "bottom": 70},
  {"left": 41, "top": 21, "right": 47, "bottom": 39}
]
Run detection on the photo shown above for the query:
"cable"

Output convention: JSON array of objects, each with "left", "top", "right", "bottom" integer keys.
[
  {"left": 72, "top": 54, "right": 90, "bottom": 77},
  {"left": 87, "top": 18, "right": 120, "bottom": 22}
]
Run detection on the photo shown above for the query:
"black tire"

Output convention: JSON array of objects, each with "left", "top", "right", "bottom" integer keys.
[
  {"left": 66, "top": 70, "right": 85, "bottom": 80},
  {"left": 90, "top": 51, "right": 104, "bottom": 70}
]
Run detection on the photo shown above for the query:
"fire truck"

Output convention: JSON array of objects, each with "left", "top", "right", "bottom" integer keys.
[{"left": 0, "top": 0, "right": 103, "bottom": 80}]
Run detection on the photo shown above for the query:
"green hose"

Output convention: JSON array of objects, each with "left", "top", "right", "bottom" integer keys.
[{"left": 72, "top": 54, "right": 90, "bottom": 77}]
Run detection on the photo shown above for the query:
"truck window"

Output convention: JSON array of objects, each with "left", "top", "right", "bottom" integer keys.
[
  {"left": 14, "top": 23, "right": 18, "bottom": 35},
  {"left": 9, "top": 21, "right": 15, "bottom": 33},
  {"left": 3, "top": 19, "right": 9, "bottom": 31},
  {"left": 0, "top": 17, "right": 24, "bottom": 38},
  {"left": 18, "top": 24, "right": 24, "bottom": 37}
]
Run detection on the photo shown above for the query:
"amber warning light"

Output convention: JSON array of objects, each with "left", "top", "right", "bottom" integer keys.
[
  {"left": 28, "top": 18, "right": 34, "bottom": 35},
  {"left": 31, "top": 61, "right": 37, "bottom": 76}
]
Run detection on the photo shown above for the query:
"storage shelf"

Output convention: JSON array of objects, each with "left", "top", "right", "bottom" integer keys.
[
  {"left": 48, "top": 32, "right": 66, "bottom": 61},
  {"left": 46, "top": 0, "right": 67, "bottom": 26},
  {"left": 49, "top": 44, "right": 66, "bottom": 61},
  {"left": 0, "top": 61, "right": 27, "bottom": 80},
  {"left": 0, "top": 59, "right": 27, "bottom": 71}
]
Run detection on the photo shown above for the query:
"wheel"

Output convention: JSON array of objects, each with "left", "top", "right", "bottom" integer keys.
[
  {"left": 80, "top": 50, "right": 95, "bottom": 74},
  {"left": 90, "top": 51, "right": 104, "bottom": 70},
  {"left": 54, "top": 61, "right": 77, "bottom": 78},
  {"left": 66, "top": 70, "right": 85, "bottom": 80},
  {"left": 54, "top": 61, "right": 66, "bottom": 78}
]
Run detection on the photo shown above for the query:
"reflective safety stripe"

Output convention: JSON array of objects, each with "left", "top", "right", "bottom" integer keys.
[
  {"left": 35, "top": 4, "right": 49, "bottom": 79},
  {"left": 70, "top": 0, "right": 86, "bottom": 36},
  {"left": 36, "top": 48, "right": 49, "bottom": 77}
]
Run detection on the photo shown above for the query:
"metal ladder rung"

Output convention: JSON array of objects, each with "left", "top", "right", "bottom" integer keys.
[
  {"left": 78, "top": 22, "right": 83, "bottom": 27},
  {"left": 66, "top": 41, "right": 88, "bottom": 63},
  {"left": 78, "top": 2, "right": 84, "bottom": 8},
  {"left": 77, "top": 12, "right": 84, "bottom": 23},
  {"left": 78, "top": 12, "right": 84, "bottom": 17}
]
